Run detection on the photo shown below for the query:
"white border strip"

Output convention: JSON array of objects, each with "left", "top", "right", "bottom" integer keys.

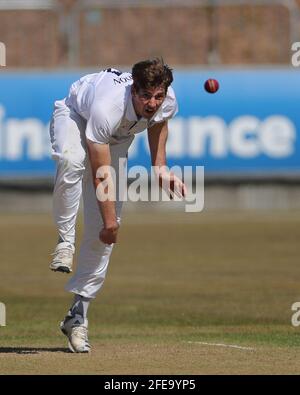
[{"left": 186, "top": 341, "right": 255, "bottom": 351}]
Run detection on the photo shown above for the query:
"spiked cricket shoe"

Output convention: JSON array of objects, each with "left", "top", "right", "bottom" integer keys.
[
  {"left": 50, "top": 242, "right": 74, "bottom": 273},
  {"left": 60, "top": 315, "right": 91, "bottom": 353}
]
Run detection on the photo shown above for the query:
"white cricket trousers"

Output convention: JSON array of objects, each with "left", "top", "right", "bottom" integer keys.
[{"left": 50, "top": 99, "right": 133, "bottom": 299}]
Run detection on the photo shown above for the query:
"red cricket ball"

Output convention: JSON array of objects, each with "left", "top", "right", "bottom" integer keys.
[{"left": 204, "top": 78, "right": 219, "bottom": 93}]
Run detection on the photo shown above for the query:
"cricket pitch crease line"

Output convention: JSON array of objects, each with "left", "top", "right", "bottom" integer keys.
[{"left": 186, "top": 341, "right": 255, "bottom": 351}]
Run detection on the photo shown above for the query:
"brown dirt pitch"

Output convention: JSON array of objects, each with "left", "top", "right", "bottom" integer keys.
[{"left": 1, "top": 209, "right": 300, "bottom": 374}]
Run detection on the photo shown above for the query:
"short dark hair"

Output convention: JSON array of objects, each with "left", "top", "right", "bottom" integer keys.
[{"left": 131, "top": 57, "right": 173, "bottom": 93}]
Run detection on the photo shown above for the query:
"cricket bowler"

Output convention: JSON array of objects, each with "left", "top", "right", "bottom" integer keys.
[{"left": 49, "top": 58, "right": 186, "bottom": 352}]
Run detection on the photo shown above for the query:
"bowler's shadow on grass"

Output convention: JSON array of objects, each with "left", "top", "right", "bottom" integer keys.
[{"left": 0, "top": 347, "right": 71, "bottom": 354}]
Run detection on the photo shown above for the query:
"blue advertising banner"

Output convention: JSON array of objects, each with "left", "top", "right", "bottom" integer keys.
[{"left": 0, "top": 69, "right": 299, "bottom": 178}]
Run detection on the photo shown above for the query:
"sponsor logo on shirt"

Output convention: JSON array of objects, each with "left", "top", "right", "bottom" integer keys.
[{"left": 113, "top": 75, "right": 133, "bottom": 85}]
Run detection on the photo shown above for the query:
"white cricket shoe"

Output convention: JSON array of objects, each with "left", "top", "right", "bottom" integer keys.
[
  {"left": 50, "top": 242, "right": 74, "bottom": 273},
  {"left": 60, "top": 315, "right": 91, "bottom": 353}
]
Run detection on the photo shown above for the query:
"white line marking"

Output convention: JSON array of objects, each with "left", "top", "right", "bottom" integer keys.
[{"left": 186, "top": 341, "right": 255, "bottom": 351}]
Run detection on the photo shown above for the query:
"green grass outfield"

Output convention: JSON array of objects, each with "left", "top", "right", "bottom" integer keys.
[{"left": 1, "top": 209, "right": 300, "bottom": 374}]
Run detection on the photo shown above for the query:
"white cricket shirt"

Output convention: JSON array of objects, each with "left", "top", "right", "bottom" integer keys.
[{"left": 64, "top": 68, "right": 178, "bottom": 144}]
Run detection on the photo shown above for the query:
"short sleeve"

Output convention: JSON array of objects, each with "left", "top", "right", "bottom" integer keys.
[
  {"left": 151, "top": 86, "right": 178, "bottom": 125},
  {"left": 85, "top": 104, "right": 112, "bottom": 144},
  {"left": 162, "top": 86, "right": 178, "bottom": 120}
]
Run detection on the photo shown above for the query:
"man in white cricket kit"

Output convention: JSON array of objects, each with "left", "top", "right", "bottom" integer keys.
[{"left": 49, "top": 58, "right": 186, "bottom": 353}]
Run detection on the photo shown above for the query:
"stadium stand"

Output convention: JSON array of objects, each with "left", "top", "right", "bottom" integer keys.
[{"left": 0, "top": 0, "right": 299, "bottom": 67}]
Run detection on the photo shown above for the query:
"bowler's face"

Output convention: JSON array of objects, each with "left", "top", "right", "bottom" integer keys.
[{"left": 132, "top": 86, "right": 166, "bottom": 119}]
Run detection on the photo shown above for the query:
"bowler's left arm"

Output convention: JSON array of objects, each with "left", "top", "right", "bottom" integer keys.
[{"left": 147, "top": 121, "right": 186, "bottom": 199}]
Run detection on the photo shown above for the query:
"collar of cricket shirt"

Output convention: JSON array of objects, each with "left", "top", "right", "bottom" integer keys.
[
  {"left": 125, "top": 89, "right": 140, "bottom": 123},
  {"left": 150, "top": 105, "right": 164, "bottom": 124}
]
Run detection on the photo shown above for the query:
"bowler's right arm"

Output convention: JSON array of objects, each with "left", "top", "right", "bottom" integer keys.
[{"left": 86, "top": 140, "right": 119, "bottom": 244}]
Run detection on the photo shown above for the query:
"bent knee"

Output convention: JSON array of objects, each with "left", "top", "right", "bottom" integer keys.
[{"left": 59, "top": 149, "right": 86, "bottom": 173}]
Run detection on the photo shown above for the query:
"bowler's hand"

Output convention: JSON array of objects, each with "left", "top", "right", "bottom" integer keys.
[
  {"left": 99, "top": 223, "right": 119, "bottom": 244},
  {"left": 159, "top": 171, "right": 187, "bottom": 199}
]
